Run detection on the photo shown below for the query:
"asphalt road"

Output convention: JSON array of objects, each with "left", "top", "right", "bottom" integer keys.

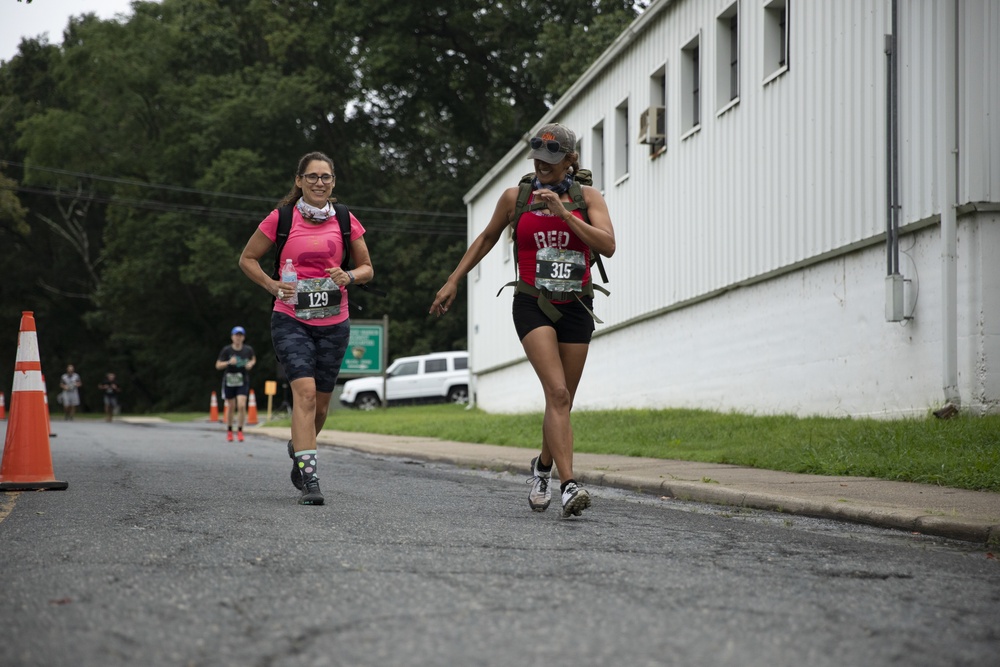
[{"left": 1, "top": 420, "right": 998, "bottom": 667}]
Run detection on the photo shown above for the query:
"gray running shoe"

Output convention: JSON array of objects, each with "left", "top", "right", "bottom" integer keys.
[
  {"left": 299, "top": 476, "right": 324, "bottom": 506},
  {"left": 288, "top": 440, "right": 303, "bottom": 490},
  {"left": 527, "top": 456, "right": 551, "bottom": 512},
  {"left": 560, "top": 481, "right": 591, "bottom": 518}
]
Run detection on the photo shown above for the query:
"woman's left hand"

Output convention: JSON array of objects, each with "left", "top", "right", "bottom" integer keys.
[
  {"left": 327, "top": 267, "right": 353, "bottom": 287},
  {"left": 429, "top": 281, "right": 457, "bottom": 316}
]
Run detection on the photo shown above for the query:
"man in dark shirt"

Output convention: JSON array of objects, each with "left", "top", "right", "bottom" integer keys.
[{"left": 214, "top": 326, "right": 256, "bottom": 442}]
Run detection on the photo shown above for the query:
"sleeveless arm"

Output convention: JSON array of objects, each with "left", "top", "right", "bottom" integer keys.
[{"left": 429, "top": 187, "right": 519, "bottom": 316}]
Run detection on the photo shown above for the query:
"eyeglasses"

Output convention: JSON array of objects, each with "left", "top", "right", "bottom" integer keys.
[
  {"left": 301, "top": 173, "right": 335, "bottom": 184},
  {"left": 530, "top": 137, "right": 563, "bottom": 153}
]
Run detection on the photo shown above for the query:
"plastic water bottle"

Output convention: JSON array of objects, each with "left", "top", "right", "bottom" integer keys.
[{"left": 280, "top": 259, "right": 297, "bottom": 304}]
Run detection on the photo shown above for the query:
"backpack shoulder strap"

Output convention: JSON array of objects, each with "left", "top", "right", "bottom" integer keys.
[
  {"left": 511, "top": 173, "right": 535, "bottom": 231},
  {"left": 509, "top": 174, "right": 536, "bottom": 278},
  {"left": 564, "top": 181, "right": 588, "bottom": 219},
  {"left": 564, "top": 180, "right": 609, "bottom": 284},
  {"left": 332, "top": 202, "right": 387, "bottom": 299},
  {"left": 333, "top": 202, "right": 351, "bottom": 270},
  {"left": 272, "top": 204, "right": 295, "bottom": 279}
]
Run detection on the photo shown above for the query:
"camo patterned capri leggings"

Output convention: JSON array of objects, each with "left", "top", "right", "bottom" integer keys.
[{"left": 271, "top": 312, "right": 350, "bottom": 393}]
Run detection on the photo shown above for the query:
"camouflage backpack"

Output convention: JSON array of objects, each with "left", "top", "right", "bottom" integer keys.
[{"left": 500, "top": 169, "right": 610, "bottom": 323}]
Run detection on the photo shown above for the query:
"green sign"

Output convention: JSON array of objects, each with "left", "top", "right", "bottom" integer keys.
[{"left": 340, "top": 318, "right": 387, "bottom": 376}]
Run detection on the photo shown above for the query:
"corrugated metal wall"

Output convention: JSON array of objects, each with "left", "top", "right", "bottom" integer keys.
[
  {"left": 462, "top": 0, "right": 999, "bottom": 410},
  {"left": 956, "top": 0, "right": 999, "bottom": 204}
]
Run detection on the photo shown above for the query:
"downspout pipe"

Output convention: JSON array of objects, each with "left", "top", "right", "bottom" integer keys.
[
  {"left": 884, "top": 0, "right": 905, "bottom": 323},
  {"left": 937, "top": 0, "right": 960, "bottom": 408},
  {"left": 885, "top": 0, "right": 899, "bottom": 277}
]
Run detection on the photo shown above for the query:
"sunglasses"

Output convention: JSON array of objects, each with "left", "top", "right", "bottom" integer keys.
[{"left": 530, "top": 137, "right": 564, "bottom": 153}]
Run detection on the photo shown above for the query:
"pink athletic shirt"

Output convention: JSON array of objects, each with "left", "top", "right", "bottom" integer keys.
[{"left": 258, "top": 206, "right": 366, "bottom": 326}]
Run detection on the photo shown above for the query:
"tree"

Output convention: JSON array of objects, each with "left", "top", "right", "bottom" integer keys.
[{"left": 1, "top": 0, "right": 646, "bottom": 410}]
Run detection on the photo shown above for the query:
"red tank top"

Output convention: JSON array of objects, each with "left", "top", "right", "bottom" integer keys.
[{"left": 516, "top": 193, "right": 591, "bottom": 301}]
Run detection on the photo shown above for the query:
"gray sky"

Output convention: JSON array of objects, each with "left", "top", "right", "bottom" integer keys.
[{"left": 0, "top": 0, "right": 159, "bottom": 63}]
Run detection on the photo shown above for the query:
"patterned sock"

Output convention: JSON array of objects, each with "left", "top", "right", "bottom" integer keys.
[{"left": 296, "top": 449, "right": 319, "bottom": 480}]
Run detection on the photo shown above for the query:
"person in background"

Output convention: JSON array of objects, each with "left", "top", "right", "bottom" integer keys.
[
  {"left": 214, "top": 326, "right": 256, "bottom": 442},
  {"left": 97, "top": 372, "right": 121, "bottom": 422},
  {"left": 59, "top": 364, "right": 82, "bottom": 421},
  {"left": 429, "top": 123, "right": 616, "bottom": 518},
  {"left": 238, "top": 151, "right": 374, "bottom": 506}
]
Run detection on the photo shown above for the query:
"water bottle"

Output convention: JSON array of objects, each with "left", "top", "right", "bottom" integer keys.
[{"left": 280, "top": 259, "right": 298, "bottom": 305}]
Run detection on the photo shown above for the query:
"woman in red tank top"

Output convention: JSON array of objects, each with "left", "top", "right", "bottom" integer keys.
[{"left": 430, "top": 123, "right": 616, "bottom": 519}]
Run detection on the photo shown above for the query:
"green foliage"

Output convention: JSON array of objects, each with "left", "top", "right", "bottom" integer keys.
[
  {"left": 0, "top": 0, "right": 644, "bottom": 410},
  {"left": 16, "top": 110, "right": 99, "bottom": 181},
  {"left": 0, "top": 174, "right": 29, "bottom": 236}
]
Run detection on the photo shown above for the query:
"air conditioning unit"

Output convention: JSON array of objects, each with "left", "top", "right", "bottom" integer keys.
[{"left": 638, "top": 106, "right": 666, "bottom": 144}]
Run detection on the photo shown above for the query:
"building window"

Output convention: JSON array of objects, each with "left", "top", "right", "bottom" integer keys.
[
  {"left": 640, "top": 65, "right": 667, "bottom": 156},
  {"left": 716, "top": 3, "right": 740, "bottom": 112},
  {"left": 681, "top": 34, "right": 701, "bottom": 135},
  {"left": 614, "top": 99, "right": 629, "bottom": 181},
  {"left": 763, "top": 0, "right": 789, "bottom": 82},
  {"left": 590, "top": 121, "right": 606, "bottom": 191}
]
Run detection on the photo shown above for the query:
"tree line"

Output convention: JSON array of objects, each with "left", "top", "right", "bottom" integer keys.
[{"left": 0, "top": 0, "right": 646, "bottom": 411}]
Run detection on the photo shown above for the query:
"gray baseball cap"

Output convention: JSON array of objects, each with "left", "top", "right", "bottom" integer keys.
[{"left": 527, "top": 123, "right": 577, "bottom": 164}]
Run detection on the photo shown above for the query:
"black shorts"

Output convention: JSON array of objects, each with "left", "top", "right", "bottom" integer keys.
[
  {"left": 512, "top": 291, "right": 595, "bottom": 344},
  {"left": 271, "top": 312, "right": 350, "bottom": 393},
  {"left": 222, "top": 383, "right": 249, "bottom": 400}
]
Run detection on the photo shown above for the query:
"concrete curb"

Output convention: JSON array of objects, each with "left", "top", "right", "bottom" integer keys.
[{"left": 248, "top": 426, "right": 1000, "bottom": 545}]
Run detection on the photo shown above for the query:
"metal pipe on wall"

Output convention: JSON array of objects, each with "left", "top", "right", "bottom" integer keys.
[
  {"left": 885, "top": 0, "right": 899, "bottom": 277},
  {"left": 884, "top": 0, "right": 906, "bottom": 323},
  {"left": 937, "top": 0, "right": 960, "bottom": 407}
]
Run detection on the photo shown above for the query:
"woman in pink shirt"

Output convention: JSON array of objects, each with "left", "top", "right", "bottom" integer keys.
[{"left": 239, "top": 151, "right": 375, "bottom": 506}]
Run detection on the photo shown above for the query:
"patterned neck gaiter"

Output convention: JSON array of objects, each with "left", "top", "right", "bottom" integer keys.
[
  {"left": 296, "top": 198, "right": 333, "bottom": 222},
  {"left": 532, "top": 172, "right": 575, "bottom": 195}
]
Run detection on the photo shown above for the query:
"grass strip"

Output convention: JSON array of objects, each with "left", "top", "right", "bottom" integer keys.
[{"left": 317, "top": 404, "right": 1000, "bottom": 492}]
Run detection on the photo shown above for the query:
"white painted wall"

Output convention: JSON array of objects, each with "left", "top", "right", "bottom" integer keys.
[
  {"left": 476, "top": 213, "right": 999, "bottom": 417},
  {"left": 462, "top": 0, "right": 1000, "bottom": 417}
]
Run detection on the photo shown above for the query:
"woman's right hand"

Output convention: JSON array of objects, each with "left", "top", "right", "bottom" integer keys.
[
  {"left": 429, "top": 282, "right": 457, "bottom": 317},
  {"left": 273, "top": 280, "right": 296, "bottom": 300}
]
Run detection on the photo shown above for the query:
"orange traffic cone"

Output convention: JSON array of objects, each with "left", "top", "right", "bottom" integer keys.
[
  {"left": 0, "top": 391, "right": 6, "bottom": 420},
  {"left": 246, "top": 389, "right": 258, "bottom": 426},
  {"left": 209, "top": 391, "right": 219, "bottom": 422},
  {"left": 222, "top": 400, "right": 230, "bottom": 425},
  {"left": 0, "top": 312, "right": 68, "bottom": 491}
]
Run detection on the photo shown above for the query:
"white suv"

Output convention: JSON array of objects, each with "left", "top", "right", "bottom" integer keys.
[{"left": 339, "top": 351, "right": 470, "bottom": 410}]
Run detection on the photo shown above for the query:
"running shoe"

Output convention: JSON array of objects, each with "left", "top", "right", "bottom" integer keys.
[
  {"left": 287, "top": 440, "right": 303, "bottom": 490},
  {"left": 226, "top": 430, "right": 233, "bottom": 442},
  {"left": 299, "top": 476, "right": 324, "bottom": 505},
  {"left": 527, "top": 456, "right": 551, "bottom": 512},
  {"left": 237, "top": 431, "right": 244, "bottom": 442},
  {"left": 560, "top": 481, "right": 591, "bottom": 518}
]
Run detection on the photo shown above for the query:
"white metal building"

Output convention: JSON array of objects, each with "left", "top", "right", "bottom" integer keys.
[{"left": 462, "top": 0, "right": 1000, "bottom": 418}]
